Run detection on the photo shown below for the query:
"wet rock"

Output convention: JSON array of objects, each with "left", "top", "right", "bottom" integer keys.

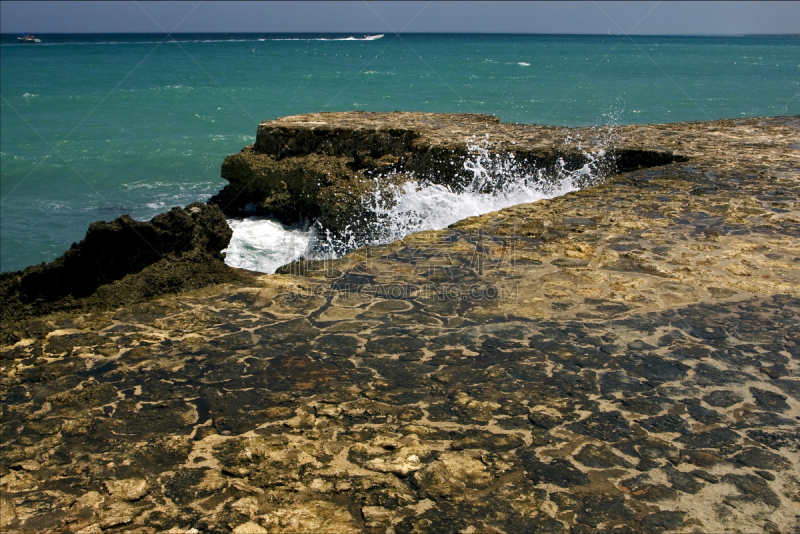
[
  {"left": 616, "top": 395, "right": 674, "bottom": 415},
  {"left": 620, "top": 473, "right": 680, "bottom": 502},
  {"left": 722, "top": 473, "right": 781, "bottom": 507},
  {"left": 575, "top": 495, "right": 634, "bottom": 527},
  {"left": 567, "top": 411, "right": 634, "bottom": 441},
  {"left": 663, "top": 465, "right": 705, "bottom": 494},
  {"left": 687, "top": 403, "right": 727, "bottom": 424},
  {"left": 0, "top": 203, "right": 240, "bottom": 327},
  {"left": 746, "top": 429, "right": 800, "bottom": 450},
  {"left": 518, "top": 451, "right": 590, "bottom": 487},
  {"left": 749, "top": 387, "right": 791, "bottom": 412},
  {"left": 640, "top": 510, "right": 684, "bottom": 533},
  {"left": 703, "top": 390, "right": 744, "bottom": 408},
  {"left": 638, "top": 413, "right": 689, "bottom": 434},
  {"left": 732, "top": 447, "right": 792, "bottom": 470},
  {"left": 620, "top": 355, "right": 690, "bottom": 384},
  {"left": 677, "top": 427, "right": 741, "bottom": 449},
  {"left": 573, "top": 444, "right": 634, "bottom": 469}
]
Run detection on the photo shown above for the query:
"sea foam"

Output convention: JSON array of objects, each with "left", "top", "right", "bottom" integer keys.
[{"left": 223, "top": 137, "right": 610, "bottom": 273}]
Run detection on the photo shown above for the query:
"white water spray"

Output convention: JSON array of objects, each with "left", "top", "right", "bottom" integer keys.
[{"left": 223, "top": 136, "right": 612, "bottom": 272}]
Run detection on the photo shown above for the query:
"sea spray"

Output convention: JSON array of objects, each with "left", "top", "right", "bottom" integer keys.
[
  {"left": 223, "top": 136, "right": 613, "bottom": 273},
  {"left": 223, "top": 217, "right": 315, "bottom": 273}
]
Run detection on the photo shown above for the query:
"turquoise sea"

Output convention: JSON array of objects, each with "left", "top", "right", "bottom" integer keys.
[{"left": 1, "top": 33, "right": 799, "bottom": 273}]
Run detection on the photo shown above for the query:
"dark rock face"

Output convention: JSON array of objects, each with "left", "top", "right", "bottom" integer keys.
[{"left": 0, "top": 203, "right": 242, "bottom": 333}]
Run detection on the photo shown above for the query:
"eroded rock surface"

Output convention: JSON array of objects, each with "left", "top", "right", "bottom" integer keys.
[
  {"left": 2, "top": 113, "right": 800, "bottom": 533},
  {"left": 209, "top": 111, "right": 685, "bottom": 232}
]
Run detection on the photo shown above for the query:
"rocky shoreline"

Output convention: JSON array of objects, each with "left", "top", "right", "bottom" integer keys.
[{"left": 1, "top": 113, "right": 799, "bottom": 533}]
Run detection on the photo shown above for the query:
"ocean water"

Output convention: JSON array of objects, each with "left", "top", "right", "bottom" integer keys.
[{"left": 2, "top": 33, "right": 798, "bottom": 273}]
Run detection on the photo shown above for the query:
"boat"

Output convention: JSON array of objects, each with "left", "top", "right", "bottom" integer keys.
[
  {"left": 17, "top": 33, "right": 41, "bottom": 43},
  {"left": 363, "top": 34, "right": 384, "bottom": 40}
]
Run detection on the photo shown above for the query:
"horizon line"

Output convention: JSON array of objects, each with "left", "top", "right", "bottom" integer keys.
[{"left": 3, "top": 31, "right": 799, "bottom": 37}]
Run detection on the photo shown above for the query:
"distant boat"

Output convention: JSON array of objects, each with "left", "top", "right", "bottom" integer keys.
[
  {"left": 17, "top": 33, "right": 41, "bottom": 43},
  {"left": 363, "top": 34, "right": 384, "bottom": 40}
]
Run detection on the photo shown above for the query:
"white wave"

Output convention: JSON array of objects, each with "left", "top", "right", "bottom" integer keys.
[
  {"left": 518, "top": 62, "right": 530, "bottom": 66},
  {"left": 309, "top": 138, "right": 607, "bottom": 260},
  {"left": 261, "top": 34, "right": 384, "bottom": 41},
  {"left": 223, "top": 217, "right": 315, "bottom": 273},
  {"left": 225, "top": 136, "right": 613, "bottom": 273}
]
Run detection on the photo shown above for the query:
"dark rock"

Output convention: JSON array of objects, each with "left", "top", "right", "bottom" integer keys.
[
  {"left": 573, "top": 444, "right": 634, "bottom": 469},
  {"left": 687, "top": 403, "right": 727, "bottom": 425},
  {"left": 663, "top": 465, "right": 705, "bottom": 494},
  {"left": 617, "top": 396, "right": 674, "bottom": 415},
  {"left": 733, "top": 447, "right": 792, "bottom": 470},
  {"left": 620, "top": 355, "right": 690, "bottom": 383},
  {"left": 749, "top": 387, "right": 791, "bottom": 412},
  {"left": 627, "top": 339, "right": 656, "bottom": 351},
  {"left": 0, "top": 203, "right": 243, "bottom": 330},
  {"left": 518, "top": 450, "right": 590, "bottom": 487},
  {"left": 600, "top": 371, "right": 647, "bottom": 395},
  {"left": 528, "top": 411, "right": 565, "bottom": 430},
  {"left": 616, "top": 437, "right": 679, "bottom": 462},
  {"left": 703, "top": 390, "right": 744, "bottom": 408},
  {"left": 640, "top": 511, "right": 684, "bottom": 533},
  {"left": 721, "top": 473, "right": 781, "bottom": 507},
  {"left": 638, "top": 413, "right": 689, "bottom": 434},
  {"left": 676, "top": 427, "right": 741, "bottom": 449},
  {"left": 746, "top": 429, "right": 800, "bottom": 450},
  {"left": 760, "top": 364, "right": 789, "bottom": 379},
  {"left": 774, "top": 379, "right": 800, "bottom": 400},
  {"left": 755, "top": 470, "right": 776, "bottom": 481},
  {"left": 550, "top": 492, "right": 579, "bottom": 511},
  {"left": 681, "top": 449, "right": 726, "bottom": 468},
  {"left": 689, "top": 469, "right": 719, "bottom": 483},
  {"left": 566, "top": 411, "right": 634, "bottom": 441},
  {"left": 575, "top": 495, "right": 634, "bottom": 527},
  {"left": 693, "top": 363, "right": 754, "bottom": 386}
]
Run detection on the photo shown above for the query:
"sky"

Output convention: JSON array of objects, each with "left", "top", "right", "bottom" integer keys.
[{"left": 1, "top": 1, "right": 799, "bottom": 36}]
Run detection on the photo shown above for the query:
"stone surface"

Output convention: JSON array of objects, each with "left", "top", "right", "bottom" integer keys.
[{"left": 1, "top": 112, "right": 800, "bottom": 533}]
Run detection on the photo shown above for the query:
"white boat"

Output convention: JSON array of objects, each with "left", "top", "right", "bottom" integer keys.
[
  {"left": 363, "top": 34, "right": 384, "bottom": 40},
  {"left": 17, "top": 33, "right": 41, "bottom": 43}
]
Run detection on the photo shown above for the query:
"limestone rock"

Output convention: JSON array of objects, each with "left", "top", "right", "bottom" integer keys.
[
  {"left": 104, "top": 478, "right": 150, "bottom": 501},
  {"left": 364, "top": 441, "right": 431, "bottom": 476},
  {"left": 260, "top": 500, "right": 358, "bottom": 533}
]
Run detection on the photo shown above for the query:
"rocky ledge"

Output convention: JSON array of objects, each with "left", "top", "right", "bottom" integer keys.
[
  {"left": 0, "top": 203, "right": 247, "bottom": 343},
  {"left": 209, "top": 112, "right": 684, "bottom": 233},
  {"left": 1, "top": 113, "right": 799, "bottom": 534}
]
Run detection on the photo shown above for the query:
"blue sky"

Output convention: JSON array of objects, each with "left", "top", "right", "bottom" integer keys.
[{"left": 2, "top": 1, "right": 798, "bottom": 35}]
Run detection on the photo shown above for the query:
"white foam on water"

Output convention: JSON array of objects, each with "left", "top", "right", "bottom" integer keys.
[
  {"left": 223, "top": 137, "right": 611, "bottom": 273},
  {"left": 223, "top": 217, "right": 315, "bottom": 273}
]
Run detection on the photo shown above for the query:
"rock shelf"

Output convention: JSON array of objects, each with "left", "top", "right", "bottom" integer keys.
[
  {"left": 209, "top": 112, "right": 685, "bottom": 232},
  {"left": 1, "top": 113, "right": 799, "bottom": 534}
]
